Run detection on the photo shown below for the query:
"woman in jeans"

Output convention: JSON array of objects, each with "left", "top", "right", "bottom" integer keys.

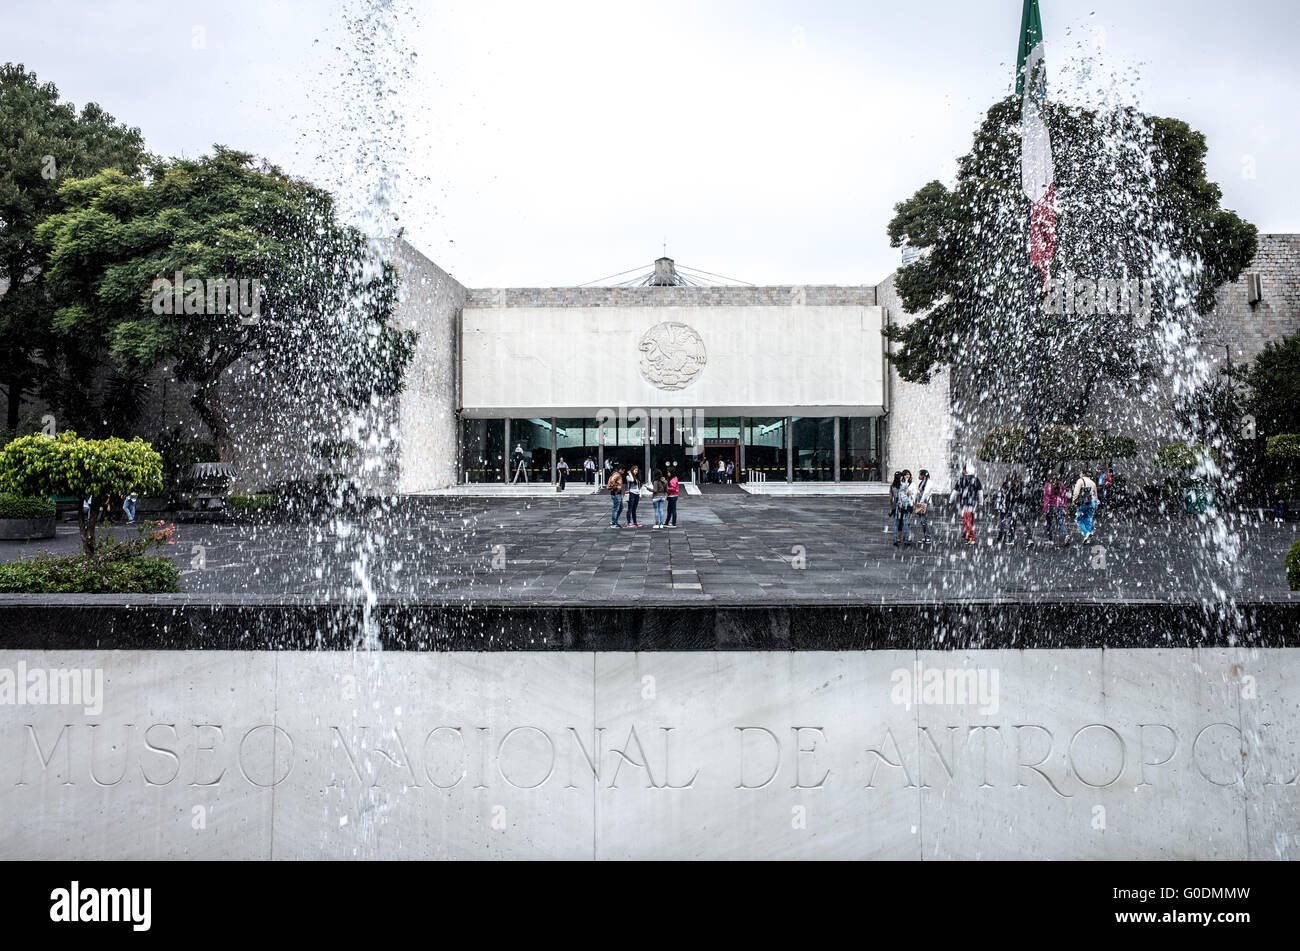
[
  {"left": 625, "top": 465, "right": 642, "bottom": 527},
  {"left": 651, "top": 469, "right": 668, "bottom": 528},
  {"left": 666, "top": 470, "right": 680, "bottom": 527}
]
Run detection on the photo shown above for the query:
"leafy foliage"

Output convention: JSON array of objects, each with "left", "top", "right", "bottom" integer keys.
[
  {"left": 1266, "top": 434, "right": 1300, "bottom": 462},
  {"left": 0, "top": 492, "right": 55, "bottom": 519},
  {"left": 884, "top": 97, "right": 1256, "bottom": 427},
  {"left": 0, "top": 63, "right": 146, "bottom": 430},
  {"left": 0, "top": 431, "right": 162, "bottom": 552},
  {"left": 1154, "top": 441, "right": 1216, "bottom": 473},
  {"left": 228, "top": 493, "right": 279, "bottom": 510},
  {"left": 1247, "top": 332, "right": 1300, "bottom": 439},
  {"left": 978, "top": 425, "right": 1135, "bottom": 464},
  {"left": 35, "top": 147, "right": 417, "bottom": 456},
  {"left": 0, "top": 552, "right": 178, "bottom": 593},
  {"left": 1287, "top": 539, "right": 1300, "bottom": 592}
]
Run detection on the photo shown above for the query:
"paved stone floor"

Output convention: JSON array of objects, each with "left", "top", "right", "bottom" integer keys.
[{"left": 4, "top": 492, "right": 1297, "bottom": 603}]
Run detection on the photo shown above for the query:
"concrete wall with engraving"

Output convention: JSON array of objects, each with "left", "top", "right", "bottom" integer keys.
[
  {"left": 1, "top": 648, "right": 1292, "bottom": 859},
  {"left": 461, "top": 302, "right": 886, "bottom": 417}
]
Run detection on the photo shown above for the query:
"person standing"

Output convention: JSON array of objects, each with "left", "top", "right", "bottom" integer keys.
[
  {"left": 666, "top": 469, "right": 680, "bottom": 527},
  {"left": 912, "top": 469, "right": 934, "bottom": 545},
  {"left": 625, "top": 465, "right": 642, "bottom": 527},
  {"left": 725, "top": 460, "right": 734, "bottom": 484},
  {"left": 952, "top": 465, "right": 984, "bottom": 545},
  {"left": 606, "top": 466, "right": 624, "bottom": 527},
  {"left": 894, "top": 470, "right": 913, "bottom": 546},
  {"left": 1071, "top": 466, "right": 1099, "bottom": 543},
  {"left": 511, "top": 443, "right": 528, "bottom": 483},
  {"left": 584, "top": 456, "right": 596, "bottom": 486},
  {"left": 651, "top": 469, "right": 668, "bottom": 528},
  {"left": 556, "top": 456, "right": 568, "bottom": 491},
  {"left": 1042, "top": 473, "right": 1069, "bottom": 546},
  {"left": 995, "top": 472, "right": 1022, "bottom": 545}
]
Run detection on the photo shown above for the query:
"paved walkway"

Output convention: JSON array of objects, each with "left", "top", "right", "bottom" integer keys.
[{"left": 3, "top": 494, "right": 1296, "bottom": 604}]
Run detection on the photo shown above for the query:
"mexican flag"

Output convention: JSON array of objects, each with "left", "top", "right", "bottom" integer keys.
[{"left": 1017, "top": 0, "right": 1055, "bottom": 290}]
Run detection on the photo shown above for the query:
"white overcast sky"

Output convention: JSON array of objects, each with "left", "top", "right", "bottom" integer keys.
[{"left": 7, "top": 0, "right": 1299, "bottom": 287}]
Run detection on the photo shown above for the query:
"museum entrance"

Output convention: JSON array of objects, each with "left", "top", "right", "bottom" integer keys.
[{"left": 700, "top": 438, "right": 738, "bottom": 484}]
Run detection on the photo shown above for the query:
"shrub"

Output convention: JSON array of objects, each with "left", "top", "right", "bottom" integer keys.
[
  {"left": 1266, "top": 434, "right": 1300, "bottom": 462},
  {"left": 228, "top": 493, "right": 279, "bottom": 511},
  {"left": 0, "top": 431, "right": 163, "bottom": 554},
  {"left": 978, "top": 425, "right": 1132, "bottom": 464},
  {"left": 1288, "top": 539, "right": 1300, "bottom": 592},
  {"left": 0, "top": 492, "right": 55, "bottom": 520},
  {"left": 0, "top": 553, "right": 180, "bottom": 593},
  {"left": 1153, "top": 441, "right": 1217, "bottom": 473}
]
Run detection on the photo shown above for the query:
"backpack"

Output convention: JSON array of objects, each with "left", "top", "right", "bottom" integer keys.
[{"left": 1078, "top": 483, "right": 1093, "bottom": 506}]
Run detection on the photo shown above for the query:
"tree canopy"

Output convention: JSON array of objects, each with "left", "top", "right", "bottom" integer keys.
[
  {"left": 885, "top": 97, "right": 1257, "bottom": 424},
  {"left": 0, "top": 62, "right": 146, "bottom": 430},
  {"left": 35, "top": 147, "right": 417, "bottom": 457}
]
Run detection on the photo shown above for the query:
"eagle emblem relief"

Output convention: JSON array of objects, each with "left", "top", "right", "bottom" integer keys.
[{"left": 638, "top": 321, "right": 707, "bottom": 391}]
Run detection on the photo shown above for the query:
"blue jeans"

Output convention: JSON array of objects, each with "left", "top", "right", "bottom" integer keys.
[
  {"left": 915, "top": 510, "right": 931, "bottom": 542},
  {"left": 627, "top": 493, "right": 640, "bottom": 525},
  {"left": 895, "top": 512, "right": 910, "bottom": 542},
  {"left": 610, "top": 494, "right": 623, "bottom": 525},
  {"left": 123, "top": 496, "right": 137, "bottom": 521},
  {"left": 1075, "top": 501, "right": 1096, "bottom": 536},
  {"left": 652, "top": 498, "right": 665, "bottom": 524},
  {"left": 667, "top": 496, "right": 678, "bottom": 526}
]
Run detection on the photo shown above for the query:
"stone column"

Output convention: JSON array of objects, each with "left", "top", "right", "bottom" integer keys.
[
  {"left": 597, "top": 419, "right": 604, "bottom": 479},
  {"left": 786, "top": 416, "right": 794, "bottom": 483},
  {"left": 503, "top": 417, "right": 511, "bottom": 483},
  {"left": 738, "top": 416, "right": 746, "bottom": 480},
  {"left": 833, "top": 416, "right": 841, "bottom": 483},
  {"left": 550, "top": 417, "right": 557, "bottom": 484}
]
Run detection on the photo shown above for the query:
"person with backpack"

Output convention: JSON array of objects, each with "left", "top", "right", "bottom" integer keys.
[
  {"left": 606, "top": 466, "right": 625, "bottom": 528},
  {"left": 1042, "top": 472, "right": 1069, "bottom": 546},
  {"left": 911, "top": 469, "right": 935, "bottom": 545},
  {"left": 1072, "top": 466, "right": 1099, "bottom": 543},
  {"left": 951, "top": 465, "right": 984, "bottom": 545}
]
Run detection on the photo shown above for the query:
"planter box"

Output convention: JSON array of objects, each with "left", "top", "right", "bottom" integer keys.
[{"left": 0, "top": 517, "right": 57, "bottom": 540}]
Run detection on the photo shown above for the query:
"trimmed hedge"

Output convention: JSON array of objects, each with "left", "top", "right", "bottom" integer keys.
[
  {"left": 1289, "top": 539, "right": 1300, "bottom": 592},
  {"left": 0, "top": 492, "right": 55, "bottom": 520},
  {"left": 228, "top": 493, "right": 280, "bottom": 511},
  {"left": 0, "top": 554, "right": 180, "bottom": 593}
]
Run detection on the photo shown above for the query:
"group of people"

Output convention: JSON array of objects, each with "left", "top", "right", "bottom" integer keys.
[
  {"left": 604, "top": 464, "right": 681, "bottom": 528},
  {"left": 888, "top": 465, "right": 1111, "bottom": 548}
]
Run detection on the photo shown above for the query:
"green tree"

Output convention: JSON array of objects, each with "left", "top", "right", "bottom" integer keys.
[
  {"left": 0, "top": 63, "right": 146, "bottom": 430},
  {"left": 35, "top": 147, "right": 416, "bottom": 459},
  {"left": 885, "top": 98, "right": 1257, "bottom": 424},
  {"left": 0, "top": 431, "right": 162, "bottom": 554},
  {"left": 1246, "top": 332, "right": 1300, "bottom": 439}
]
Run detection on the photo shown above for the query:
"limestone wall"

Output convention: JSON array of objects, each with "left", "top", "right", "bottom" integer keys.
[{"left": 1, "top": 647, "right": 1292, "bottom": 859}]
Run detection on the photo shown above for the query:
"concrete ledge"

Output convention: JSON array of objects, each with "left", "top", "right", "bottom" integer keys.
[
  {"left": 1, "top": 596, "right": 1296, "bottom": 651},
  {"left": 741, "top": 482, "right": 890, "bottom": 495}
]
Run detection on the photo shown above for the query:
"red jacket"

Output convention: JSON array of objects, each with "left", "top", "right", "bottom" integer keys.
[
  {"left": 1042, "top": 482, "right": 1068, "bottom": 512},
  {"left": 667, "top": 476, "right": 680, "bottom": 497}
]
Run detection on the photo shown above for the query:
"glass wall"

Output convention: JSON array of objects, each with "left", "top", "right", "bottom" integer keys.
[
  {"left": 792, "top": 416, "right": 835, "bottom": 482},
  {"left": 744, "top": 417, "right": 787, "bottom": 482},
  {"left": 555, "top": 418, "right": 599, "bottom": 485},
  {"left": 508, "top": 418, "right": 553, "bottom": 482},
  {"left": 461, "top": 418, "right": 505, "bottom": 483},
  {"left": 841, "top": 416, "right": 883, "bottom": 481}
]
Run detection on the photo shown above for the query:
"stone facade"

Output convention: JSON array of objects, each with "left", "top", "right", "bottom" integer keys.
[
  {"left": 1202, "top": 234, "right": 1300, "bottom": 368},
  {"left": 463, "top": 285, "right": 876, "bottom": 309},
  {"left": 878, "top": 273, "right": 955, "bottom": 490}
]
